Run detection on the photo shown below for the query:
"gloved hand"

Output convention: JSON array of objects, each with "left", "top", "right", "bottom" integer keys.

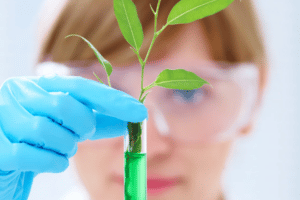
[{"left": 0, "top": 73, "right": 148, "bottom": 200}]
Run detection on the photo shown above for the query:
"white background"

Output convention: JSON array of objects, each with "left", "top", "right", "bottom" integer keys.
[{"left": 0, "top": 0, "right": 299, "bottom": 199}]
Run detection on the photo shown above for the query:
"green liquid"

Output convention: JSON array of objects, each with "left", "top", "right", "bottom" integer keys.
[{"left": 124, "top": 151, "right": 147, "bottom": 200}]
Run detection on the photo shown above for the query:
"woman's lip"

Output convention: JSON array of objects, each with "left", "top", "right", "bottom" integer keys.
[
  {"left": 114, "top": 176, "right": 181, "bottom": 195},
  {"left": 114, "top": 176, "right": 181, "bottom": 184},
  {"left": 147, "top": 178, "right": 179, "bottom": 188},
  {"left": 147, "top": 178, "right": 178, "bottom": 195}
]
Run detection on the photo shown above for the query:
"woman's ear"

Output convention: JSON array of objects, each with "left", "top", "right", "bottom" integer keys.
[{"left": 238, "top": 61, "right": 269, "bottom": 136}]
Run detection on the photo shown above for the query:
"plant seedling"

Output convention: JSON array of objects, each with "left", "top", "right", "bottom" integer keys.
[
  {"left": 66, "top": 0, "right": 235, "bottom": 104},
  {"left": 65, "top": 0, "right": 234, "bottom": 198}
]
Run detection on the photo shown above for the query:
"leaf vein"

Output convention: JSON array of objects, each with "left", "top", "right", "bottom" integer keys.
[
  {"left": 168, "top": 0, "right": 218, "bottom": 24},
  {"left": 122, "top": 0, "right": 138, "bottom": 49},
  {"left": 157, "top": 80, "right": 205, "bottom": 84}
]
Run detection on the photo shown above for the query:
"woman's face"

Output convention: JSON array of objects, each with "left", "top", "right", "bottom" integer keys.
[{"left": 73, "top": 22, "right": 256, "bottom": 200}]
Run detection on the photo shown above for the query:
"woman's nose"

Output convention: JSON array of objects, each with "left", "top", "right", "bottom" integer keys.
[{"left": 144, "top": 102, "right": 173, "bottom": 161}]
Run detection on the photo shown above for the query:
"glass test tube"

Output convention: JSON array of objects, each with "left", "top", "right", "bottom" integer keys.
[{"left": 124, "top": 119, "right": 147, "bottom": 200}]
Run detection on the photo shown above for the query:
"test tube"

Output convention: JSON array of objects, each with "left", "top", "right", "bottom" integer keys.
[{"left": 124, "top": 118, "right": 147, "bottom": 200}]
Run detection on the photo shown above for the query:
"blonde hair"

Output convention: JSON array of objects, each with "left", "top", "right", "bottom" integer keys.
[{"left": 35, "top": 0, "right": 268, "bottom": 90}]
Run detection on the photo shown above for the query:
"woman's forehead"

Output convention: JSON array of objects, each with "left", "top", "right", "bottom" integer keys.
[
  {"left": 145, "top": 23, "right": 213, "bottom": 64},
  {"left": 166, "top": 23, "right": 212, "bottom": 60}
]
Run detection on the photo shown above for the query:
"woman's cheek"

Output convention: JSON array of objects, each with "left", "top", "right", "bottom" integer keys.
[
  {"left": 75, "top": 138, "right": 122, "bottom": 167},
  {"left": 78, "top": 136, "right": 124, "bottom": 149},
  {"left": 74, "top": 142, "right": 114, "bottom": 197},
  {"left": 184, "top": 140, "right": 233, "bottom": 182}
]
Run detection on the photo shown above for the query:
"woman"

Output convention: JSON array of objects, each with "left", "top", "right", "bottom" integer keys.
[{"left": 0, "top": 0, "right": 268, "bottom": 199}]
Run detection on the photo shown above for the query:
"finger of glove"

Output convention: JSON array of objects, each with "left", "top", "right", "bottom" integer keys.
[
  {"left": 0, "top": 80, "right": 78, "bottom": 157},
  {"left": 0, "top": 78, "right": 33, "bottom": 121},
  {"left": 5, "top": 77, "right": 96, "bottom": 141},
  {"left": 27, "top": 75, "right": 148, "bottom": 123},
  {"left": 11, "top": 143, "right": 69, "bottom": 173},
  {"left": 0, "top": 130, "right": 68, "bottom": 173},
  {"left": 13, "top": 116, "right": 78, "bottom": 158},
  {"left": 67, "top": 143, "right": 78, "bottom": 158},
  {"left": 88, "top": 110, "right": 128, "bottom": 140}
]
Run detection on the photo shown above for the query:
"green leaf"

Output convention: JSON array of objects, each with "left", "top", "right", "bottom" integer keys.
[
  {"left": 65, "top": 34, "right": 113, "bottom": 77},
  {"left": 114, "top": 0, "right": 144, "bottom": 50},
  {"left": 154, "top": 69, "right": 211, "bottom": 90},
  {"left": 93, "top": 72, "right": 104, "bottom": 84},
  {"left": 167, "top": 0, "right": 234, "bottom": 25}
]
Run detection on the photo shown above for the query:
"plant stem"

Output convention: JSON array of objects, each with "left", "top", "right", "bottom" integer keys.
[
  {"left": 140, "top": 0, "right": 164, "bottom": 102},
  {"left": 138, "top": 88, "right": 144, "bottom": 102},
  {"left": 143, "top": 0, "right": 161, "bottom": 65},
  {"left": 130, "top": 0, "right": 166, "bottom": 103},
  {"left": 143, "top": 83, "right": 155, "bottom": 92},
  {"left": 107, "top": 76, "right": 111, "bottom": 87},
  {"left": 156, "top": 24, "right": 168, "bottom": 35},
  {"left": 140, "top": 62, "right": 145, "bottom": 95}
]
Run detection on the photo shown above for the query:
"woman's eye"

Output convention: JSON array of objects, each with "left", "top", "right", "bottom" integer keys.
[{"left": 171, "top": 88, "right": 206, "bottom": 104}]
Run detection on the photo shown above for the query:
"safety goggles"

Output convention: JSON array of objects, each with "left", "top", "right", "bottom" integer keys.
[{"left": 34, "top": 58, "right": 259, "bottom": 144}]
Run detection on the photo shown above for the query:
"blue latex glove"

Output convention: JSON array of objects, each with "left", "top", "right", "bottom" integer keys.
[{"left": 0, "top": 74, "right": 148, "bottom": 200}]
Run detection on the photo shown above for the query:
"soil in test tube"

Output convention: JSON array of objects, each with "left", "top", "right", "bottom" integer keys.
[{"left": 124, "top": 151, "right": 147, "bottom": 200}]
